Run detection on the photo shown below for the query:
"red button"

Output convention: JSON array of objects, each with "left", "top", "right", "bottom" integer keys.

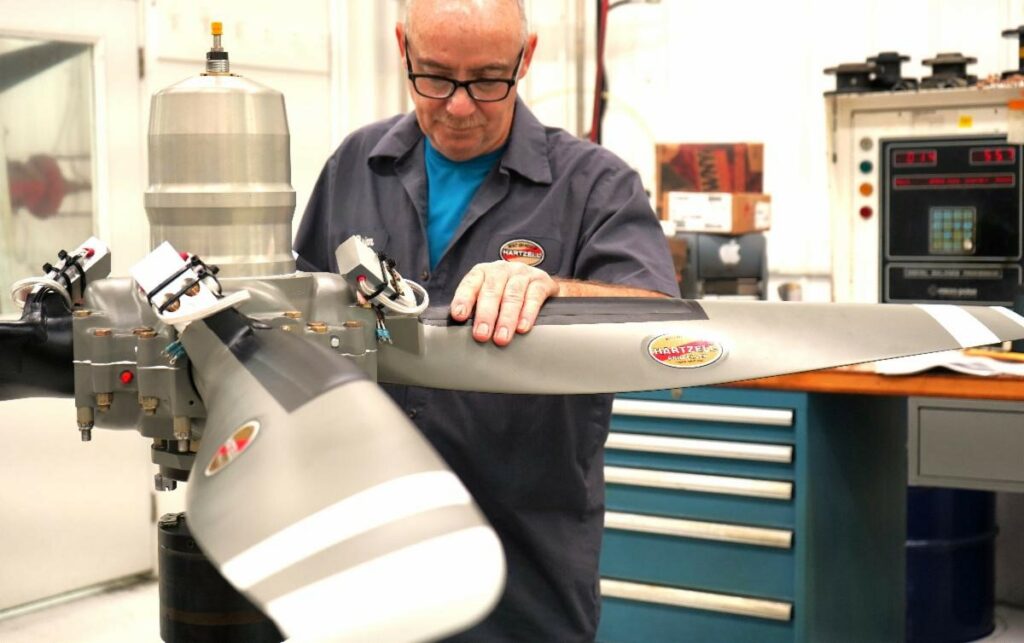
[
  {"left": 119, "top": 370, "right": 134, "bottom": 385},
  {"left": 859, "top": 206, "right": 873, "bottom": 219}
]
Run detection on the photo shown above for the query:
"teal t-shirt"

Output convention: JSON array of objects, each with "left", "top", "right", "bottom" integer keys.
[{"left": 424, "top": 138, "right": 504, "bottom": 269}]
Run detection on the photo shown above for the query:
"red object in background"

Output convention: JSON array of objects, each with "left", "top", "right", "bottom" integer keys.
[
  {"left": 657, "top": 143, "right": 764, "bottom": 195},
  {"left": 6, "top": 154, "right": 88, "bottom": 217},
  {"left": 969, "top": 146, "right": 1016, "bottom": 165},
  {"left": 892, "top": 149, "right": 938, "bottom": 167}
]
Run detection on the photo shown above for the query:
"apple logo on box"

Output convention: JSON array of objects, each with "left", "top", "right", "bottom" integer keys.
[{"left": 718, "top": 239, "right": 742, "bottom": 266}]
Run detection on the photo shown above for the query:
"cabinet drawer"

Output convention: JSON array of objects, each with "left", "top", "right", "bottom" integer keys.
[
  {"left": 607, "top": 481, "right": 795, "bottom": 529},
  {"left": 612, "top": 399, "right": 795, "bottom": 444},
  {"left": 612, "top": 399, "right": 794, "bottom": 426},
  {"left": 605, "top": 466, "right": 792, "bottom": 500},
  {"left": 601, "top": 511, "right": 794, "bottom": 598},
  {"left": 909, "top": 398, "right": 1024, "bottom": 492},
  {"left": 598, "top": 580, "right": 793, "bottom": 643},
  {"left": 606, "top": 431, "right": 794, "bottom": 479},
  {"left": 606, "top": 432, "right": 792, "bottom": 462}
]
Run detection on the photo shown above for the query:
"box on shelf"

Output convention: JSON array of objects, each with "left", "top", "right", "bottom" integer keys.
[
  {"left": 663, "top": 191, "right": 771, "bottom": 234},
  {"left": 655, "top": 142, "right": 763, "bottom": 217}
]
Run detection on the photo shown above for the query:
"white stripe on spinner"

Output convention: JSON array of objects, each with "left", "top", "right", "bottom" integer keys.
[
  {"left": 915, "top": 304, "right": 1000, "bottom": 348},
  {"left": 221, "top": 470, "right": 472, "bottom": 590},
  {"left": 991, "top": 305, "right": 1024, "bottom": 330}
]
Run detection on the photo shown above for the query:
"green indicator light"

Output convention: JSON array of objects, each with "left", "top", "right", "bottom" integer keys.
[{"left": 859, "top": 160, "right": 873, "bottom": 174}]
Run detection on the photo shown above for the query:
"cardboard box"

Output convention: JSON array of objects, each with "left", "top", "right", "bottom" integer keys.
[
  {"left": 664, "top": 192, "right": 771, "bottom": 234},
  {"left": 655, "top": 142, "right": 763, "bottom": 217}
]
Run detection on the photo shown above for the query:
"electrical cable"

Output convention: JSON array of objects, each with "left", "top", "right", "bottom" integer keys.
[
  {"left": 10, "top": 276, "right": 72, "bottom": 310},
  {"left": 588, "top": 0, "right": 609, "bottom": 144},
  {"left": 358, "top": 276, "right": 429, "bottom": 316},
  {"left": 590, "top": 0, "right": 660, "bottom": 145}
]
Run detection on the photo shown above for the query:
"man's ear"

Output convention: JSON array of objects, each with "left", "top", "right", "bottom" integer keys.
[
  {"left": 395, "top": 23, "right": 407, "bottom": 66},
  {"left": 519, "top": 33, "right": 539, "bottom": 79}
]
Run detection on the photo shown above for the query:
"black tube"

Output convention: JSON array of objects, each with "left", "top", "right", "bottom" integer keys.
[
  {"left": 159, "top": 513, "right": 283, "bottom": 643},
  {"left": 0, "top": 290, "right": 74, "bottom": 401}
]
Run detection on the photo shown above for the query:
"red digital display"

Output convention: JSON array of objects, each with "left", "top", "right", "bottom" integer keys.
[
  {"left": 892, "top": 173, "right": 1015, "bottom": 189},
  {"left": 969, "top": 146, "right": 1016, "bottom": 165},
  {"left": 893, "top": 149, "right": 938, "bottom": 167}
]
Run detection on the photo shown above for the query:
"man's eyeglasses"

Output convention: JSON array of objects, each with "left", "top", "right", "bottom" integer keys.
[{"left": 404, "top": 39, "right": 524, "bottom": 103}]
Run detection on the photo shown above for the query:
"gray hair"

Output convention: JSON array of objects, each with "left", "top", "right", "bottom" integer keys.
[{"left": 404, "top": 0, "right": 528, "bottom": 43}]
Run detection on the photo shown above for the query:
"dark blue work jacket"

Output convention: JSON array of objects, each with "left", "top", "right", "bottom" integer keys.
[{"left": 294, "top": 99, "right": 677, "bottom": 642}]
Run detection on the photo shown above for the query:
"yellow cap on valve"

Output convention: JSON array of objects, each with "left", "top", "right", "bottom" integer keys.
[{"left": 211, "top": 22, "right": 223, "bottom": 36}]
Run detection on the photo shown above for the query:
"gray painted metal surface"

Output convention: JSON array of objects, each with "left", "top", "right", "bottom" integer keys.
[
  {"left": 179, "top": 316, "right": 504, "bottom": 641},
  {"left": 378, "top": 300, "right": 1024, "bottom": 393}
]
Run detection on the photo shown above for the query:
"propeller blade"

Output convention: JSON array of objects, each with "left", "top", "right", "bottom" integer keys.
[
  {"left": 377, "top": 298, "right": 1024, "bottom": 394},
  {"left": 179, "top": 308, "right": 505, "bottom": 642}
]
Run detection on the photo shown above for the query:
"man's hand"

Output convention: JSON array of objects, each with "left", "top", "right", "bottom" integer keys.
[{"left": 450, "top": 261, "right": 560, "bottom": 346}]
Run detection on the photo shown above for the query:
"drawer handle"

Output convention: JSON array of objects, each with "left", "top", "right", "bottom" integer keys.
[
  {"left": 605, "top": 466, "right": 793, "bottom": 500},
  {"left": 605, "top": 511, "right": 793, "bottom": 549},
  {"left": 601, "top": 578, "right": 793, "bottom": 622},
  {"left": 613, "top": 399, "right": 793, "bottom": 427},
  {"left": 606, "top": 432, "right": 793, "bottom": 463}
]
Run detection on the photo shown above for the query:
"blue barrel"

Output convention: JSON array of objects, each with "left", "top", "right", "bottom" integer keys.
[{"left": 906, "top": 487, "right": 996, "bottom": 643}]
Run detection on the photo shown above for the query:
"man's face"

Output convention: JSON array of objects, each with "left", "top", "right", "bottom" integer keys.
[{"left": 397, "top": 2, "right": 536, "bottom": 161}]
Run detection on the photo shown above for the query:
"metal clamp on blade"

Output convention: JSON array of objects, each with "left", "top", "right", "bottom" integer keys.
[
  {"left": 10, "top": 236, "right": 111, "bottom": 309},
  {"left": 130, "top": 242, "right": 250, "bottom": 328},
  {"left": 335, "top": 235, "right": 429, "bottom": 344},
  {"left": 335, "top": 235, "right": 429, "bottom": 317}
]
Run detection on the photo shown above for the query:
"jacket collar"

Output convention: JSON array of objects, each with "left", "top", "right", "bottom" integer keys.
[{"left": 368, "top": 97, "right": 553, "bottom": 185}]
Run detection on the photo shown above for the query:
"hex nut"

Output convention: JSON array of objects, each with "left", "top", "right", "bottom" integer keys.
[
  {"left": 95, "top": 392, "right": 113, "bottom": 411},
  {"left": 132, "top": 326, "right": 157, "bottom": 338}
]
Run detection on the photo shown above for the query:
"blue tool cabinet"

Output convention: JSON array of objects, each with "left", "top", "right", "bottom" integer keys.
[{"left": 597, "top": 386, "right": 907, "bottom": 643}]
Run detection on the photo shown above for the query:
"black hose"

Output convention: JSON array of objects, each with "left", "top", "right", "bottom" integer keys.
[{"left": 0, "top": 290, "right": 75, "bottom": 401}]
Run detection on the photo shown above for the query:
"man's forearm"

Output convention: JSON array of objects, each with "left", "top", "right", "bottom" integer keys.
[{"left": 554, "top": 278, "right": 670, "bottom": 298}]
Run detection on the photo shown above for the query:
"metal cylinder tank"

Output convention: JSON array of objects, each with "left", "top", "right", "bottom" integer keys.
[{"left": 145, "top": 73, "right": 295, "bottom": 277}]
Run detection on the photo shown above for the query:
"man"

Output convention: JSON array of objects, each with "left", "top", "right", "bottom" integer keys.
[{"left": 294, "top": 0, "right": 677, "bottom": 639}]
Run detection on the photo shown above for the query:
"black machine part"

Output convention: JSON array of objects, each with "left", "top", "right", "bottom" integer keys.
[
  {"left": 158, "top": 512, "right": 283, "bottom": 643},
  {"left": 0, "top": 290, "right": 74, "bottom": 401},
  {"left": 1002, "top": 25, "right": 1024, "bottom": 78},
  {"left": 921, "top": 52, "right": 978, "bottom": 89},
  {"left": 824, "top": 62, "right": 879, "bottom": 94},
  {"left": 867, "top": 52, "right": 918, "bottom": 91}
]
